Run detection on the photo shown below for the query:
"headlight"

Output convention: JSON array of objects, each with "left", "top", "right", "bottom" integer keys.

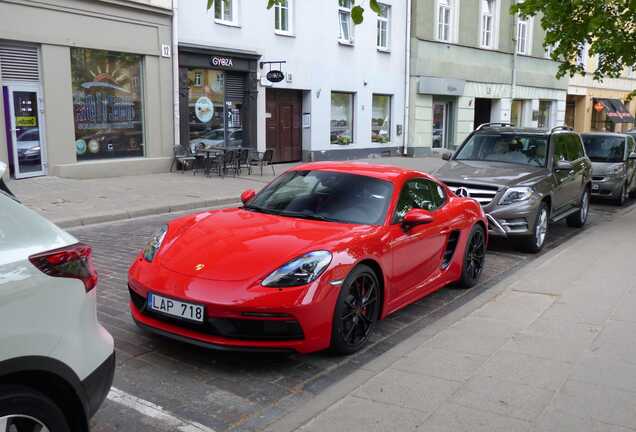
[
  {"left": 608, "top": 164, "right": 625, "bottom": 177},
  {"left": 262, "top": 251, "right": 332, "bottom": 288},
  {"left": 499, "top": 187, "right": 534, "bottom": 206},
  {"left": 143, "top": 225, "right": 167, "bottom": 262}
]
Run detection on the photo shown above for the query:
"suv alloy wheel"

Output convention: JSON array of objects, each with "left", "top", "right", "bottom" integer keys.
[
  {"left": 567, "top": 189, "right": 590, "bottom": 228},
  {"left": 522, "top": 201, "right": 549, "bottom": 253}
]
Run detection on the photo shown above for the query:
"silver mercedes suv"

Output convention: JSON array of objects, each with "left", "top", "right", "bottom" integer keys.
[{"left": 435, "top": 124, "right": 593, "bottom": 253}]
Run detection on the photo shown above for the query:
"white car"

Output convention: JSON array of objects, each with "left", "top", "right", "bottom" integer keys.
[{"left": 0, "top": 161, "right": 114, "bottom": 431}]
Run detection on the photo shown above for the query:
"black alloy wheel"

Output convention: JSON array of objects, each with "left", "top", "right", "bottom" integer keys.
[
  {"left": 616, "top": 183, "right": 628, "bottom": 206},
  {"left": 0, "top": 385, "right": 70, "bottom": 432},
  {"left": 457, "top": 225, "right": 486, "bottom": 289},
  {"left": 331, "top": 264, "right": 380, "bottom": 355},
  {"left": 567, "top": 189, "right": 590, "bottom": 228}
]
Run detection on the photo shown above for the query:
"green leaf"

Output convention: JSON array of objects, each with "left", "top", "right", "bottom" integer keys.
[
  {"left": 207, "top": 0, "right": 213, "bottom": 10},
  {"left": 369, "top": 0, "right": 381, "bottom": 15},
  {"left": 266, "top": 0, "right": 277, "bottom": 9},
  {"left": 351, "top": 5, "right": 364, "bottom": 24}
]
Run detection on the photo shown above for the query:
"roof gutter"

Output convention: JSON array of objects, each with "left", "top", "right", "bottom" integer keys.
[{"left": 172, "top": 0, "right": 180, "bottom": 148}]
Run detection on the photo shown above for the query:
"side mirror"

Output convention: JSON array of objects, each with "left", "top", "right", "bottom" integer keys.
[
  {"left": 402, "top": 209, "right": 434, "bottom": 229},
  {"left": 554, "top": 160, "right": 573, "bottom": 171},
  {"left": 240, "top": 189, "right": 256, "bottom": 205},
  {"left": 441, "top": 152, "right": 453, "bottom": 161},
  {"left": 629, "top": 152, "right": 636, "bottom": 160}
]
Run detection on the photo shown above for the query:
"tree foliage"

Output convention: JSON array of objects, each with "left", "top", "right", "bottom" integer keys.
[
  {"left": 512, "top": 0, "right": 636, "bottom": 81},
  {"left": 206, "top": 0, "right": 381, "bottom": 24}
]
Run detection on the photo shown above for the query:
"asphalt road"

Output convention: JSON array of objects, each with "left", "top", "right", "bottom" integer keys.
[{"left": 72, "top": 199, "right": 628, "bottom": 432}]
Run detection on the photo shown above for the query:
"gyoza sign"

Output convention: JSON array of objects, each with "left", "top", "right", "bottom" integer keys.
[{"left": 210, "top": 56, "right": 234, "bottom": 68}]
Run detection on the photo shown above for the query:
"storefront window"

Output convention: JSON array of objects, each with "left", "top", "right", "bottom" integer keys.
[
  {"left": 71, "top": 48, "right": 144, "bottom": 161},
  {"left": 511, "top": 100, "right": 523, "bottom": 127},
  {"left": 331, "top": 92, "right": 354, "bottom": 145},
  {"left": 372, "top": 95, "right": 391, "bottom": 143},
  {"left": 537, "top": 100, "right": 552, "bottom": 129},
  {"left": 187, "top": 69, "right": 226, "bottom": 152}
]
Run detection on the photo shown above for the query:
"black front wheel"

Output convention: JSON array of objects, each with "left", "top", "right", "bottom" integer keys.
[
  {"left": 567, "top": 189, "right": 590, "bottom": 228},
  {"left": 331, "top": 265, "right": 381, "bottom": 355},
  {"left": 0, "top": 385, "right": 70, "bottom": 432},
  {"left": 457, "top": 225, "right": 486, "bottom": 289}
]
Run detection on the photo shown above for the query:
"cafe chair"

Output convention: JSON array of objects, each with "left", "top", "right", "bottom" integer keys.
[
  {"left": 249, "top": 149, "right": 275, "bottom": 176},
  {"left": 171, "top": 144, "right": 204, "bottom": 175}
]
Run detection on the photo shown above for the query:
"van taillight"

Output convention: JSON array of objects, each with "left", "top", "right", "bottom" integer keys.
[{"left": 29, "top": 243, "right": 98, "bottom": 292}]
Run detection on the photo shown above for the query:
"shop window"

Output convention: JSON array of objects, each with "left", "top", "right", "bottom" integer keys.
[
  {"left": 372, "top": 94, "right": 391, "bottom": 143},
  {"left": 480, "top": 0, "right": 497, "bottom": 49},
  {"left": 331, "top": 92, "right": 354, "bottom": 145},
  {"left": 215, "top": 0, "right": 238, "bottom": 25},
  {"left": 376, "top": 4, "right": 390, "bottom": 50},
  {"left": 338, "top": 0, "right": 354, "bottom": 44},
  {"left": 187, "top": 69, "right": 228, "bottom": 152},
  {"left": 274, "top": 0, "right": 292, "bottom": 34},
  {"left": 537, "top": 100, "right": 552, "bottom": 129},
  {"left": 71, "top": 48, "right": 144, "bottom": 161}
]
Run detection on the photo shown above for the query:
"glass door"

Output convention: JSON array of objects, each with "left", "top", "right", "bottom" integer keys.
[
  {"left": 5, "top": 83, "right": 47, "bottom": 178},
  {"left": 432, "top": 102, "right": 447, "bottom": 148}
]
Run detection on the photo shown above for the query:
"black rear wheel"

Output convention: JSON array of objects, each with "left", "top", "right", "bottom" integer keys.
[
  {"left": 0, "top": 385, "right": 70, "bottom": 432},
  {"left": 567, "top": 189, "right": 590, "bottom": 228},
  {"left": 615, "top": 183, "right": 628, "bottom": 206},
  {"left": 457, "top": 225, "right": 486, "bottom": 289},
  {"left": 331, "top": 265, "right": 380, "bottom": 355}
]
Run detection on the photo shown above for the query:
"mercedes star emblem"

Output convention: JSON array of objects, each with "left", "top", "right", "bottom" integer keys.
[{"left": 456, "top": 187, "right": 470, "bottom": 198}]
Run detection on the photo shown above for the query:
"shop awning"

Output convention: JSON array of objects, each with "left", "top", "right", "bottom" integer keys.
[{"left": 593, "top": 99, "right": 635, "bottom": 123}]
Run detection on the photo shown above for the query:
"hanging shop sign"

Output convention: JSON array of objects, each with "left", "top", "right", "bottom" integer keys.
[{"left": 266, "top": 70, "right": 285, "bottom": 83}]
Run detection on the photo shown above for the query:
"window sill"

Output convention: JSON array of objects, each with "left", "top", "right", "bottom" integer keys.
[
  {"left": 338, "top": 39, "right": 355, "bottom": 47},
  {"left": 377, "top": 47, "right": 391, "bottom": 54},
  {"left": 330, "top": 142, "right": 354, "bottom": 146},
  {"left": 274, "top": 30, "right": 295, "bottom": 38},
  {"left": 214, "top": 19, "right": 240, "bottom": 28}
]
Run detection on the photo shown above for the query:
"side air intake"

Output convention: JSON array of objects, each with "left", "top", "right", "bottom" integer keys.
[{"left": 441, "top": 231, "right": 460, "bottom": 269}]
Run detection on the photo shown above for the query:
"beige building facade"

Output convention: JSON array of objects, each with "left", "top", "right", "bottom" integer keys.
[
  {"left": 566, "top": 54, "right": 636, "bottom": 133},
  {"left": 0, "top": 0, "right": 174, "bottom": 179}
]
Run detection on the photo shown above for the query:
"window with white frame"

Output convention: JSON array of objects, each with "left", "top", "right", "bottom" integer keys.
[
  {"left": 214, "top": 0, "right": 238, "bottom": 25},
  {"left": 338, "top": 0, "right": 354, "bottom": 43},
  {"left": 437, "top": 0, "right": 453, "bottom": 42},
  {"left": 516, "top": 17, "right": 531, "bottom": 55},
  {"left": 480, "top": 0, "right": 497, "bottom": 49},
  {"left": 376, "top": 3, "right": 390, "bottom": 50},
  {"left": 274, "top": 0, "right": 292, "bottom": 34},
  {"left": 576, "top": 43, "right": 588, "bottom": 69}
]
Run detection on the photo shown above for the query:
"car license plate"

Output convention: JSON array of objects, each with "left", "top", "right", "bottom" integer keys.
[
  {"left": 147, "top": 293, "right": 205, "bottom": 323},
  {"left": 592, "top": 184, "right": 600, "bottom": 191}
]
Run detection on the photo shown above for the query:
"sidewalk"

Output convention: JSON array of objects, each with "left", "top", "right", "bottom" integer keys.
[
  {"left": 267, "top": 205, "right": 636, "bottom": 431},
  {"left": 7, "top": 156, "right": 444, "bottom": 228}
]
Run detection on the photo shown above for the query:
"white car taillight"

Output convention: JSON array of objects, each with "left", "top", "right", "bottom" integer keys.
[{"left": 29, "top": 243, "right": 98, "bottom": 292}]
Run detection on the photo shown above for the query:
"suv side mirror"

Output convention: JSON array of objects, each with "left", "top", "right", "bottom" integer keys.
[
  {"left": 629, "top": 152, "right": 636, "bottom": 160},
  {"left": 555, "top": 160, "right": 574, "bottom": 171},
  {"left": 441, "top": 152, "right": 453, "bottom": 161},
  {"left": 240, "top": 189, "right": 256, "bottom": 204},
  {"left": 402, "top": 209, "right": 434, "bottom": 229}
]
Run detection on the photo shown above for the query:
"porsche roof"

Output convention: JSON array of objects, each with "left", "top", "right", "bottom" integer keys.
[{"left": 290, "top": 161, "right": 432, "bottom": 182}]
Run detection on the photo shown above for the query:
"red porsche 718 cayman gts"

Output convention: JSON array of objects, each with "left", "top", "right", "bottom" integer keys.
[{"left": 128, "top": 162, "right": 487, "bottom": 354}]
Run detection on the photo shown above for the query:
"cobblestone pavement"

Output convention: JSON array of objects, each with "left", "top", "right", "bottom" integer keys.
[{"left": 69, "top": 200, "right": 626, "bottom": 432}]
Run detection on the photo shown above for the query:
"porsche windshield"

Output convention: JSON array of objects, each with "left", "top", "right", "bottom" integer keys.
[
  {"left": 455, "top": 134, "right": 548, "bottom": 167},
  {"left": 582, "top": 135, "right": 625, "bottom": 163},
  {"left": 245, "top": 170, "right": 393, "bottom": 225}
]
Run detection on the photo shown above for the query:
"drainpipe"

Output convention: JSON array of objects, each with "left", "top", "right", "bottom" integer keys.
[
  {"left": 172, "top": 0, "right": 180, "bottom": 148},
  {"left": 402, "top": 0, "right": 412, "bottom": 155},
  {"left": 511, "top": 7, "right": 518, "bottom": 102}
]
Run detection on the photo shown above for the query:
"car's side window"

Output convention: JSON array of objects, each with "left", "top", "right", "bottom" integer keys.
[
  {"left": 552, "top": 134, "right": 571, "bottom": 162},
  {"left": 627, "top": 136, "right": 635, "bottom": 155},
  {"left": 568, "top": 135, "right": 585, "bottom": 161},
  {"left": 393, "top": 179, "right": 445, "bottom": 223}
]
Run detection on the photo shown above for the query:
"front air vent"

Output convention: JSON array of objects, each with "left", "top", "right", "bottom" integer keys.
[{"left": 442, "top": 231, "right": 460, "bottom": 269}]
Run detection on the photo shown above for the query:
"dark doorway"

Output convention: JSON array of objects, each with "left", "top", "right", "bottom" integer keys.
[
  {"left": 266, "top": 89, "right": 302, "bottom": 163},
  {"left": 473, "top": 98, "right": 492, "bottom": 129}
]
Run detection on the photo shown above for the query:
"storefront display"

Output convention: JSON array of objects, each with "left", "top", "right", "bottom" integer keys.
[
  {"left": 331, "top": 92, "right": 354, "bottom": 145},
  {"left": 372, "top": 94, "right": 391, "bottom": 143},
  {"left": 71, "top": 48, "right": 145, "bottom": 161}
]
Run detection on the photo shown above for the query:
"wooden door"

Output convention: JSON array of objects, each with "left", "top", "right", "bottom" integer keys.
[{"left": 266, "top": 89, "right": 302, "bottom": 163}]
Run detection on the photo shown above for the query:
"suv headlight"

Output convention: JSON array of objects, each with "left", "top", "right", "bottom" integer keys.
[
  {"left": 143, "top": 225, "right": 167, "bottom": 262},
  {"left": 608, "top": 164, "right": 625, "bottom": 177},
  {"left": 262, "top": 251, "right": 332, "bottom": 288},
  {"left": 499, "top": 187, "right": 534, "bottom": 206}
]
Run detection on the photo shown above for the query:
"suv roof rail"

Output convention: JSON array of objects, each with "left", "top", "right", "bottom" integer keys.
[
  {"left": 475, "top": 122, "right": 513, "bottom": 131},
  {"left": 550, "top": 125, "right": 574, "bottom": 133}
]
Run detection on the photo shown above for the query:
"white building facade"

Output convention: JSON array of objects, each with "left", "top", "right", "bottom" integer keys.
[{"left": 178, "top": 0, "right": 408, "bottom": 162}]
